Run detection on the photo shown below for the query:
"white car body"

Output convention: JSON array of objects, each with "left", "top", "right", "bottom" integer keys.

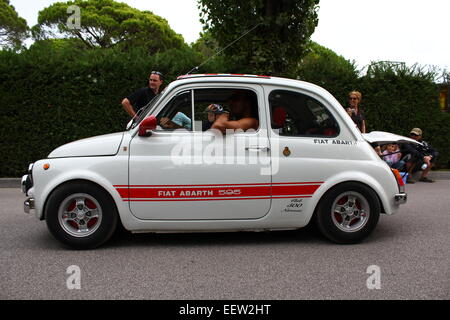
[{"left": 22, "top": 74, "right": 415, "bottom": 246}]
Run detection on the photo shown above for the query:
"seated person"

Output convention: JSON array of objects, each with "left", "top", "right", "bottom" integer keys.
[
  {"left": 374, "top": 145, "right": 382, "bottom": 156},
  {"left": 203, "top": 104, "right": 228, "bottom": 131},
  {"left": 271, "top": 106, "right": 287, "bottom": 132},
  {"left": 401, "top": 128, "right": 438, "bottom": 183},
  {"left": 382, "top": 143, "right": 405, "bottom": 170},
  {"left": 160, "top": 111, "right": 192, "bottom": 130},
  {"left": 272, "top": 106, "right": 287, "bottom": 128},
  {"left": 211, "top": 91, "right": 259, "bottom": 133}
]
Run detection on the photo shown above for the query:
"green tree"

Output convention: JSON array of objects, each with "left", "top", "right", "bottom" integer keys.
[
  {"left": 198, "top": 0, "right": 320, "bottom": 76},
  {"left": 0, "top": 0, "right": 29, "bottom": 49},
  {"left": 190, "top": 31, "right": 228, "bottom": 73},
  {"left": 297, "top": 42, "right": 359, "bottom": 102},
  {"left": 32, "top": 0, "right": 185, "bottom": 53},
  {"left": 191, "top": 31, "right": 219, "bottom": 62},
  {"left": 28, "top": 38, "right": 87, "bottom": 52}
]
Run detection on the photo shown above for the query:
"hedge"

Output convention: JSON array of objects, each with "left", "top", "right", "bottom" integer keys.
[
  {"left": 0, "top": 46, "right": 201, "bottom": 177},
  {"left": 359, "top": 63, "right": 450, "bottom": 168},
  {"left": 299, "top": 56, "right": 449, "bottom": 168},
  {"left": 0, "top": 46, "right": 449, "bottom": 177}
]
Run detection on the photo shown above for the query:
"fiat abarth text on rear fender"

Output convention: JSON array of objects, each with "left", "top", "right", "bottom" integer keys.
[{"left": 21, "top": 74, "right": 419, "bottom": 249}]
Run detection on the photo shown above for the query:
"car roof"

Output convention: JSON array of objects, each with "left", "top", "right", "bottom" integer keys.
[
  {"left": 171, "top": 73, "right": 328, "bottom": 96},
  {"left": 176, "top": 73, "right": 271, "bottom": 80}
]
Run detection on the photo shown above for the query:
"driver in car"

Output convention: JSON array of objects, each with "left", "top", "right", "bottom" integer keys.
[{"left": 211, "top": 91, "right": 259, "bottom": 133}]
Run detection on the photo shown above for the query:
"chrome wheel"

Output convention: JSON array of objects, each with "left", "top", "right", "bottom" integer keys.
[
  {"left": 331, "top": 191, "right": 370, "bottom": 233},
  {"left": 58, "top": 193, "right": 102, "bottom": 238}
]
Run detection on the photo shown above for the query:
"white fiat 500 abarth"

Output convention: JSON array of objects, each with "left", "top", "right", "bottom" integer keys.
[{"left": 21, "top": 74, "right": 416, "bottom": 249}]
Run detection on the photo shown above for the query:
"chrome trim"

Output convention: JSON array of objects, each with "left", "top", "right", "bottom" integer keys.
[
  {"left": 394, "top": 193, "right": 407, "bottom": 204},
  {"left": 24, "top": 197, "right": 35, "bottom": 214},
  {"left": 245, "top": 146, "right": 270, "bottom": 152},
  {"left": 21, "top": 175, "right": 28, "bottom": 194},
  {"left": 21, "top": 163, "right": 34, "bottom": 195}
]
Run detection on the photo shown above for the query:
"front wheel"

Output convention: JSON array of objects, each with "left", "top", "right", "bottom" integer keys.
[
  {"left": 315, "top": 182, "right": 380, "bottom": 244},
  {"left": 45, "top": 182, "right": 118, "bottom": 249}
]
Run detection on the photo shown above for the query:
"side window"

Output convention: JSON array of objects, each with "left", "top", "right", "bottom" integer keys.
[
  {"left": 193, "top": 88, "right": 259, "bottom": 132},
  {"left": 269, "top": 90, "right": 339, "bottom": 137},
  {"left": 156, "top": 91, "right": 192, "bottom": 131}
]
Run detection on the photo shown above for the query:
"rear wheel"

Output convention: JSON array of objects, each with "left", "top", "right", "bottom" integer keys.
[
  {"left": 45, "top": 182, "right": 118, "bottom": 249},
  {"left": 316, "top": 182, "right": 380, "bottom": 244}
]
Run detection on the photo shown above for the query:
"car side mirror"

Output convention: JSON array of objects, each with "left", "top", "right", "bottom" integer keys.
[{"left": 138, "top": 115, "right": 157, "bottom": 137}]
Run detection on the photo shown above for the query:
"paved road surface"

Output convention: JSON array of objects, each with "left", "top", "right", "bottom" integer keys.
[{"left": 1, "top": 181, "right": 449, "bottom": 300}]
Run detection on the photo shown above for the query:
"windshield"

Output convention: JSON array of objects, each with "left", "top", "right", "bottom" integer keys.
[{"left": 129, "top": 94, "right": 163, "bottom": 130}]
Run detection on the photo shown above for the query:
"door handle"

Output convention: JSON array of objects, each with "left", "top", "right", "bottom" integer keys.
[{"left": 245, "top": 146, "right": 270, "bottom": 152}]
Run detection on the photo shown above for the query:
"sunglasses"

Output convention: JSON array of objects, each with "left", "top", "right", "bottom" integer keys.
[
  {"left": 410, "top": 133, "right": 419, "bottom": 137},
  {"left": 349, "top": 97, "right": 358, "bottom": 100},
  {"left": 150, "top": 71, "right": 163, "bottom": 79}
]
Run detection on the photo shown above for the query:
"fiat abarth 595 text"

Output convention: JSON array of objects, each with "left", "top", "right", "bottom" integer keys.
[{"left": 21, "top": 74, "right": 417, "bottom": 249}]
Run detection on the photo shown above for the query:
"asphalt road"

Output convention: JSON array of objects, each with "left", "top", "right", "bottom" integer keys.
[{"left": 1, "top": 181, "right": 449, "bottom": 300}]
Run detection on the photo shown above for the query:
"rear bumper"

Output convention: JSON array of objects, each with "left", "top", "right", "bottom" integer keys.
[{"left": 394, "top": 193, "right": 407, "bottom": 204}]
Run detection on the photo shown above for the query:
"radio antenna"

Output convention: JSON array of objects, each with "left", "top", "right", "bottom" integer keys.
[{"left": 186, "top": 23, "right": 262, "bottom": 75}]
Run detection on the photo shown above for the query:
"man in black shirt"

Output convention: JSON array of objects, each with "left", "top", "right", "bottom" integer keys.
[{"left": 122, "top": 71, "right": 163, "bottom": 117}]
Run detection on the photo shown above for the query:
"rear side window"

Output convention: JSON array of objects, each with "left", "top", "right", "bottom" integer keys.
[{"left": 269, "top": 90, "right": 339, "bottom": 137}]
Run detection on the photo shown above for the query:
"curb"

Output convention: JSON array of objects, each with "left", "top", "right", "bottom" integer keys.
[
  {"left": 409, "top": 171, "right": 450, "bottom": 181},
  {"left": 2, "top": 171, "right": 450, "bottom": 188},
  {"left": 0, "top": 178, "right": 22, "bottom": 188},
  {"left": 423, "top": 171, "right": 450, "bottom": 180}
]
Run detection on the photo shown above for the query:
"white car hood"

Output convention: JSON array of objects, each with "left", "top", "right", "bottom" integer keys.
[
  {"left": 48, "top": 132, "right": 124, "bottom": 158},
  {"left": 362, "top": 131, "right": 421, "bottom": 145}
]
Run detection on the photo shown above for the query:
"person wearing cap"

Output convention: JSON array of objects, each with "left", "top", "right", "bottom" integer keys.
[
  {"left": 203, "top": 104, "right": 228, "bottom": 131},
  {"left": 122, "top": 71, "right": 164, "bottom": 117},
  {"left": 211, "top": 91, "right": 259, "bottom": 133},
  {"left": 402, "top": 128, "right": 438, "bottom": 183}
]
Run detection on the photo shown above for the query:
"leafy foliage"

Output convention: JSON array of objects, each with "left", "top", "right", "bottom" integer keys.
[
  {"left": 32, "top": 0, "right": 185, "bottom": 53},
  {"left": 0, "top": 0, "right": 448, "bottom": 176},
  {"left": 198, "top": 0, "right": 320, "bottom": 76},
  {"left": 359, "top": 62, "right": 450, "bottom": 167},
  {"left": 0, "top": 45, "right": 200, "bottom": 177},
  {"left": 189, "top": 31, "right": 229, "bottom": 73},
  {"left": 297, "top": 42, "right": 359, "bottom": 103},
  {"left": 0, "top": 0, "right": 29, "bottom": 49}
]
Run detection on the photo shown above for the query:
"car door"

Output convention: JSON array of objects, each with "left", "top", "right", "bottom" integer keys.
[
  {"left": 125, "top": 83, "right": 272, "bottom": 220},
  {"left": 266, "top": 86, "right": 366, "bottom": 216}
]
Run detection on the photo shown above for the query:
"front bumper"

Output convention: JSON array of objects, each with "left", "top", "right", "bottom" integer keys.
[
  {"left": 394, "top": 193, "right": 407, "bottom": 204},
  {"left": 22, "top": 164, "right": 36, "bottom": 214},
  {"left": 24, "top": 197, "right": 35, "bottom": 214}
]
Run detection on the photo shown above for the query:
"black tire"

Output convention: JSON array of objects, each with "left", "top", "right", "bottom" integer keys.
[
  {"left": 45, "top": 181, "right": 118, "bottom": 249},
  {"left": 315, "top": 182, "right": 380, "bottom": 244}
]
